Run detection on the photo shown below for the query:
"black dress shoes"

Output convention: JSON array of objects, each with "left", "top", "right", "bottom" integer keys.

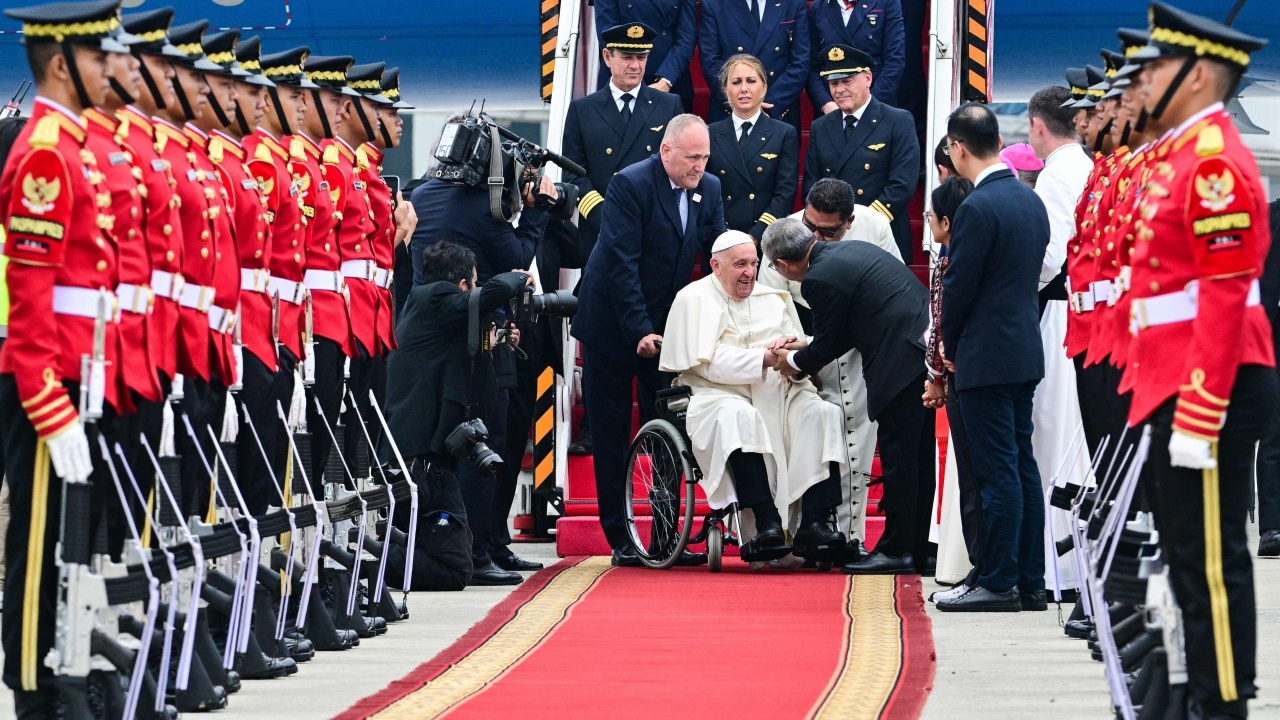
[
  {"left": 568, "top": 429, "right": 593, "bottom": 455},
  {"left": 1020, "top": 590, "right": 1048, "bottom": 611},
  {"left": 1260, "top": 529, "right": 1280, "bottom": 557},
  {"left": 493, "top": 551, "right": 545, "bottom": 571},
  {"left": 469, "top": 559, "right": 525, "bottom": 586},
  {"left": 1064, "top": 618, "right": 1094, "bottom": 639},
  {"left": 841, "top": 551, "right": 915, "bottom": 575},
  {"left": 936, "top": 585, "right": 1022, "bottom": 612},
  {"left": 674, "top": 549, "right": 708, "bottom": 566},
  {"left": 612, "top": 546, "right": 642, "bottom": 567},
  {"left": 752, "top": 519, "right": 785, "bottom": 549},
  {"left": 791, "top": 521, "right": 845, "bottom": 557}
]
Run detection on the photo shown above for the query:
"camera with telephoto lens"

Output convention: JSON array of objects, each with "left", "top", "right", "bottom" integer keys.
[
  {"left": 445, "top": 418, "right": 503, "bottom": 475},
  {"left": 510, "top": 286, "right": 578, "bottom": 324}
]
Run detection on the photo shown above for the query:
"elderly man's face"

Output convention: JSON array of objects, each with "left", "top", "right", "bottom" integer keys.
[
  {"left": 711, "top": 243, "right": 758, "bottom": 300},
  {"left": 660, "top": 123, "right": 710, "bottom": 190},
  {"left": 827, "top": 72, "right": 872, "bottom": 114}
]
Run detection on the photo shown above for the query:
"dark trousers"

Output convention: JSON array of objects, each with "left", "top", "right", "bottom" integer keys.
[
  {"left": 1143, "top": 365, "right": 1277, "bottom": 711},
  {"left": 342, "top": 340, "right": 378, "bottom": 482},
  {"left": 581, "top": 335, "right": 667, "bottom": 549},
  {"left": 0, "top": 376, "right": 119, "bottom": 691},
  {"left": 456, "top": 350, "right": 510, "bottom": 564},
  {"left": 307, "top": 337, "right": 347, "bottom": 492},
  {"left": 873, "top": 373, "right": 936, "bottom": 563},
  {"left": 114, "top": 391, "right": 163, "bottom": 556},
  {"left": 957, "top": 379, "right": 1044, "bottom": 594},
  {"left": 1254, "top": 365, "right": 1280, "bottom": 533},
  {"left": 240, "top": 350, "right": 296, "bottom": 514},
  {"left": 945, "top": 388, "right": 985, "bottom": 576},
  {"left": 174, "top": 375, "right": 227, "bottom": 519},
  {"left": 1073, "top": 355, "right": 1131, "bottom": 460}
]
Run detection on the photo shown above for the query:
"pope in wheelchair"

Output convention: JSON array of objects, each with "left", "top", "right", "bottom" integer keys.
[{"left": 657, "top": 231, "right": 847, "bottom": 562}]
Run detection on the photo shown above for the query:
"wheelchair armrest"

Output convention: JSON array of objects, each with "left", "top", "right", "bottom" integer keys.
[{"left": 655, "top": 385, "right": 693, "bottom": 426}]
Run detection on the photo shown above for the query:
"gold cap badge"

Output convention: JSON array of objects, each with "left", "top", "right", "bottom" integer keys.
[
  {"left": 627, "top": 25, "right": 644, "bottom": 38},
  {"left": 828, "top": 47, "right": 845, "bottom": 62}
]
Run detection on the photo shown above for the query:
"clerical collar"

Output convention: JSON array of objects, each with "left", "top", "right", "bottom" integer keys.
[
  {"left": 842, "top": 97, "right": 871, "bottom": 125},
  {"left": 732, "top": 110, "right": 763, "bottom": 135}
]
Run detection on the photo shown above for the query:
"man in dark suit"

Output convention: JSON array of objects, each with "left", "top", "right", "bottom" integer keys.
[
  {"left": 808, "top": 0, "right": 906, "bottom": 107},
  {"left": 1252, "top": 199, "right": 1280, "bottom": 558},
  {"left": 698, "top": 0, "right": 810, "bottom": 128},
  {"left": 803, "top": 45, "right": 919, "bottom": 262},
  {"left": 563, "top": 23, "right": 684, "bottom": 258},
  {"left": 763, "top": 218, "right": 933, "bottom": 574},
  {"left": 572, "top": 114, "right": 725, "bottom": 566},
  {"left": 595, "top": 0, "right": 697, "bottom": 111},
  {"left": 938, "top": 103, "right": 1050, "bottom": 612},
  {"left": 385, "top": 243, "right": 534, "bottom": 586},
  {"left": 707, "top": 107, "right": 798, "bottom": 241}
]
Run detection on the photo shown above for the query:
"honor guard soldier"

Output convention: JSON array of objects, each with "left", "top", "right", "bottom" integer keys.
[
  {"left": 1122, "top": 5, "right": 1274, "bottom": 716},
  {"left": 803, "top": 44, "right": 918, "bottom": 261},
  {"left": 290, "top": 54, "right": 355, "bottom": 484},
  {"left": 562, "top": 23, "right": 683, "bottom": 257},
  {"left": 0, "top": 1, "right": 131, "bottom": 711},
  {"left": 1064, "top": 67, "right": 1092, "bottom": 140},
  {"left": 119, "top": 8, "right": 186, "bottom": 411},
  {"left": 373, "top": 67, "right": 415, "bottom": 347}
]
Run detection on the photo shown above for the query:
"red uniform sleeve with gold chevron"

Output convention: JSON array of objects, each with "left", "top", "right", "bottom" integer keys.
[
  {"left": 1173, "top": 153, "right": 1262, "bottom": 441},
  {"left": 3, "top": 147, "right": 79, "bottom": 438}
]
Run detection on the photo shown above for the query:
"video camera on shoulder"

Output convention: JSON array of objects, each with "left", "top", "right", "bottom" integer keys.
[
  {"left": 432, "top": 103, "right": 585, "bottom": 222},
  {"left": 510, "top": 286, "right": 578, "bottom": 324}
]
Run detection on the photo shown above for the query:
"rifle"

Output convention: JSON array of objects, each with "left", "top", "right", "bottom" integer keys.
[
  {"left": 1, "top": 80, "right": 30, "bottom": 119},
  {"left": 277, "top": 401, "right": 328, "bottom": 633},
  {"left": 312, "top": 396, "right": 371, "bottom": 620},
  {"left": 367, "top": 389, "right": 420, "bottom": 597}
]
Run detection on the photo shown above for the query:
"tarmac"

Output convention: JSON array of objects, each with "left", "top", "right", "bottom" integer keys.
[{"left": 0, "top": 531, "right": 1276, "bottom": 719}]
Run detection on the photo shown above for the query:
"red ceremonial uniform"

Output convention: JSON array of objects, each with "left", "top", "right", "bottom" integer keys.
[
  {"left": 296, "top": 134, "right": 350, "bottom": 356},
  {"left": 243, "top": 130, "right": 306, "bottom": 362},
  {"left": 1096, "top": 144, "right": 1157, "bottom": 370},
  {"left": 155, "top": 119, "right": 219, "bottom": 382},
  {"left": 1080, "top": 147, "right": 1129, "bottom": 368},
  {"left": 360, "top": 143, "right": 396, "bottom": 353},
  {"left": 187, "top": 125, "right": 239, "bottom": 387},
  {"left": 1084, "top": 145, "right": 1134, "bottom": 367},
  {"left": 0, "top": 100, "right": 122, "bottom": 438},
  {"left": 82, "top": 107, "right": 162, "bottom": 406},
  {"left": 211, "top": 129, "right": 277, "bottom": 373},
  {"left": 1065, "top": 153, "right": 1112, "bottom": 359},
  {"left": 327, "top": 139, "right": 377, "bottom": 356},
  {"left": 116, "top": 106, "right": 183, "bottom": 384},
  {"left": 1123, "top": 105, "right": 1275, "bottom": 437}
]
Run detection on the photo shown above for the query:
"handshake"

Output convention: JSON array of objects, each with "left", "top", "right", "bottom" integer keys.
[{"left": 762, "top": 335, "right": 808, "bottom": 377}]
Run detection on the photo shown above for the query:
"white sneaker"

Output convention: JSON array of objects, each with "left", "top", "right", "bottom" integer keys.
[{"left": 929, "top": 583, "right": 969, "bottom": 604}]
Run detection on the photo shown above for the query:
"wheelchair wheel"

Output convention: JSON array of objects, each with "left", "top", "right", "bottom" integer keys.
[
  {"left": 624, "top": 419, "right": 696, "bottom": 569},
  {"left": 707, "top": 526, "right": 723, "bottom": 573}
]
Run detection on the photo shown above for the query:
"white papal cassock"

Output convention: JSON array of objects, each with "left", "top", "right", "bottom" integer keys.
[{"left": 659, "top": 275, "right": 846, "bottom": 530}]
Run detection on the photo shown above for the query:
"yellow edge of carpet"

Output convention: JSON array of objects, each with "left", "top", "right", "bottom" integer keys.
[
  {"left": 373, "top": 556, "right": 613, "bottom": 719},
  {"left": 810, "top": 575, "right": 904, "bottom": 720}
]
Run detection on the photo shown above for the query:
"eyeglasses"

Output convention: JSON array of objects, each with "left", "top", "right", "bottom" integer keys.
[
  {"left": 801, "top": 212, "right": 851, "bottom": 240},
  {"left": 942, "top": 138, "right": 964, "bottom": 156}
]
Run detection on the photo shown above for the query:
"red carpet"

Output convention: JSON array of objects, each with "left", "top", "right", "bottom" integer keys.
[{"left": 337, "top": 558, "right": 935, "bottom": 720}]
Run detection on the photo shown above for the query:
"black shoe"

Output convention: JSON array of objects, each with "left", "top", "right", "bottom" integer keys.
[
  {"left": 674, "top": 549, "right": 708, "bottom": 567},
  {"left": 223, "top": 669, "right": 242, "bottom": 694},
  {"left": 936, "top": 585, "right": 1022, "bottom": 612},
  {"left": 469, "top": 560, "right": 524, "bottom": 586},
  {"left": 1064, "top": 618, "right": 1093, "bottom": 639},
  {"left": 1187, "top": 696, "right": 1249, "bottom": 720},
  {"left": 14, "top": 689, "right": 57, "bottom": 720},
  {"left": 792, "top": 521, "right": 844, "bottom": 556},
  {"left": 1020, "top": 590, "right": 1048, "bottom": 611},
  {"left": 568, "top": 429, "right": 592, "bottom": 455},
  {"left": 368, "top": 616, "right": 388, "bottom": 635},
  {"left": 1259, "top": 529, "right": 1280, "bottom": 557},
  {"left": 493, "top": 551, "right": 545, "bottom": 571},
  {"left": 286, "top": 636, "right": 315, "bottom": 662},
  {"left": 240, "top": 651, "right": 293, "bottom": 679},
  {"left": 611, "top": 546, "right": 642, "bottom": 567},
  {"left": 918, "top": 555, "right": 937, "bottom": 577},
  {"left": 751, "top": 519, "right": 785, "bottom": 549},
  {"left": 841, "top": 551, "right": 916, "bottom": 575}
]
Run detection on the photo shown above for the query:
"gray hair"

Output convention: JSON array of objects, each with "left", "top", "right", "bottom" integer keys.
[
  {"left": 663, "top": 113, "right": 707, "bottom": 145},
  {"left": 761, "top": 217, "right": 815, "bottom": 263}
]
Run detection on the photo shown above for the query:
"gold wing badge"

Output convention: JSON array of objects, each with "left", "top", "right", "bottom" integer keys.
[
  {"left": 21, "top": 173, "right": 60, "bottom": 215},
  {"left": 868, "top": 143, "right": 886, "bottom": 151},
  {"left": 760, "top": 153, "right": 777, "bottom": 160},
  {"left": 1195, "top": 169, "right": 1235, "bottom": 213}
]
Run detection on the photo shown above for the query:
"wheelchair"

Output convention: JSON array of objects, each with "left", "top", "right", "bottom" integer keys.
[{"left": 622, "top": 386, "right": 841, "bottom": 572}]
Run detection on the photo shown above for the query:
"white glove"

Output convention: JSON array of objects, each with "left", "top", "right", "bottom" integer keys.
[
  {"left": 221, "top": 398, "right": 240, "bottom": 442},
  {"left": 1169, "top": 430, "right": 1217, "bottom": 470},
  {"left": 46, "top": 420, "right": 93, "bottom": 482}
]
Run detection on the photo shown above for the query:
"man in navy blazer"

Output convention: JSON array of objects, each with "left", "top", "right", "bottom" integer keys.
[
  {"left": 939, "top": 103, "right": 1051, "bottom": 612},
  {"left": 807, "top": 0, "right": 905, "bottom": 108},
  {"left": 572, "top": 115, "right": 726, "bottom": 566},
  {"left": 595, "top": 0, "right": 698, "bottom": 112},
  {"left": 698, "top": 0, "right": 810, "bottom": 128}
]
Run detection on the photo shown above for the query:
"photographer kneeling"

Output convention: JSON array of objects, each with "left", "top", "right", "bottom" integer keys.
[{"left": 383, "top": 242, "right": 533, "bottom": 590}]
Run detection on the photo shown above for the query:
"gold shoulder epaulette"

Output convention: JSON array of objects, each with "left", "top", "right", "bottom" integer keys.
[
  {"left": 254, "top": 142, "right": 273, "bottom": 162},
  {"left": 322, "top": 144, "right": 339, "bottom": 165},
  {"left": 289, "top": 137, "right": 306, "bottom": 161},
  {"left": 29, "top": 115, "right": 62, "bottom": 148},
  {"left": 1195, "top": 124, "right": 1224, "bottom": 157},
  {"left": 355, "top": 145, "right": 370, "bottom": 170},
  {"left": 209, "top": 137, "right": 224, "bottom": 164}
]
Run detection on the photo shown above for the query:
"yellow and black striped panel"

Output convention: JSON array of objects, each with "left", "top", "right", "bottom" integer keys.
[
  {"left": 533, "top": 367, "right": 556, "bottom": 494},
  {"left": 540, "top": 0, "right": 561, "bottom": 102},
  {"left": 960, "top": 0, "right": 991, "bottom": 103}
]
